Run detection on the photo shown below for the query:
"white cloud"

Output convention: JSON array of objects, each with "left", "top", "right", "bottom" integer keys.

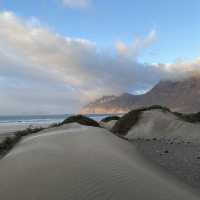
[
  {"left": 155, "top": 58, "right": 200, "bottom": 81},
  {"left": 116, "top": 30, "right": 157, "bottom": 60},
  {"left": 0, "top": 11, "right": 199, "bottom": 114},
  {"left": 62, "top": 0, "right": 90, "bottom": 8}
]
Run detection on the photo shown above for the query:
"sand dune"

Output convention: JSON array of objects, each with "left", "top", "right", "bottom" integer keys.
[
  {"left": 0, "top": 123, "right": 199, "bottom": 200},
  {"left": 126, "top": 110, "right": 200, "bottom": 142}
]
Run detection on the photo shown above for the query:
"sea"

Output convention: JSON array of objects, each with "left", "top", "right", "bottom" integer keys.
[
  {"left": 0, "top": 114, "right": 109, "bottom": 127},
  {"left": 0, "top": 114, "right": 110, "bottom": 136},
  {"left": 0, "top": 114, "right": 110, "bottom": 125}
]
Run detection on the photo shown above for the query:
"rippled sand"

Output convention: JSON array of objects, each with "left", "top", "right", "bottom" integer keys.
[{"left": 0, "top": 123, "right": 199, "bottom": 200}]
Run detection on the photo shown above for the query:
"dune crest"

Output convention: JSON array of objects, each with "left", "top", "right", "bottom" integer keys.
[{"left": 112, "top": 107, "right": 200, "bottom": 142}]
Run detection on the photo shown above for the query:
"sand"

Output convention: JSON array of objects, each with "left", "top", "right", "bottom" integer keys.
[
  {"left": 133, "top": 138, "right": 200, "bottom": 189},
  {"left": 0, "top": 124, "right": 199, "bottom": 200},
  {"left": 126, "top": 110, "right": 200, "bottom": 142}
]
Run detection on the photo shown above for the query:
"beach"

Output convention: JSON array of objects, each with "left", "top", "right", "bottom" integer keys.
[
  {"left": 0, "top": 123, "right": 199, "bottom": 200},
  {"left": 134, "top": 138, "right": 200, "bottom": 189},
  {"left": 108, "top": 107, "right": 200, "bottom": 191}
]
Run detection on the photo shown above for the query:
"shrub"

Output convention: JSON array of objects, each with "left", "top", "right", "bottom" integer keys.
[
  {"left": 111, "top": 105, "right": 171, "bottom": 136},
  {"left": 61, "top": 115, "right": 100, "bottom": 127},
  {"left": 111, "top": 109, "right": 142, "bottom": 136},
  {"left": 173, "top": 112, "right": 200, "bottom": 123},
  {"left": 101, "top": 115, "right": 121, "bottom": 123},
  {"left": 111, "top": 104, "right": 200, "bottom": 136},
  {"left": 15, "top": 126, "right": 43, "bottom": 137},
  {"left": 48, "top": 123, "right": 61, "bottom": 128},
  {"left": 0, "top": 126, "right": 44, "bottom": 156}
]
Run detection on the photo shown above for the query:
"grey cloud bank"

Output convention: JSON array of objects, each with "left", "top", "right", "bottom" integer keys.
[{"left": 0, "top": 11, "right": 200, "bottom": 114}]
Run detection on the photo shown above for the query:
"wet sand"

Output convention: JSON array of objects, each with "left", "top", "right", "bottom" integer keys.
[{"left": 0, "top": 124, "right": 199, "bottom": 200}]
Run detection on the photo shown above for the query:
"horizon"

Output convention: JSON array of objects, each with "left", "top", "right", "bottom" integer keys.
[{"left": 0, "top": 0, "right": 200, "bottom": 115}]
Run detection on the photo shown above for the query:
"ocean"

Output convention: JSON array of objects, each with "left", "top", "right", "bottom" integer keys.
[
  {"left": 0, "top": 114, "right": 69, "bottom": 125},
  {"left": 0, "top": 114, "right": 109, "bottom": 125},
  {"left": 0, "top": 114, "right": 110, "bottom": 124},
  {"left": 0, "top": 114, "right": 109, "bottom": 135}
]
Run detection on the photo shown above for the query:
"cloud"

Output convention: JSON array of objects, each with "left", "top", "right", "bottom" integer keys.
[
  {"left": 116, "top": 30, "right": 157, "bottom": 60},
  {"left": 62, "top": 0, "right": 90, "bottom": 8},
  {"left": 155, "top": 58, "right": 200, "bottom": 81},
  {"left": 0, "top": 11, "right": 200, "bottom": 114}
]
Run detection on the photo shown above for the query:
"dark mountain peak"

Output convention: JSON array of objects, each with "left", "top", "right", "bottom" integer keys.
[{"left": 81, "top": 77, "right": 200, "bottom": 114}]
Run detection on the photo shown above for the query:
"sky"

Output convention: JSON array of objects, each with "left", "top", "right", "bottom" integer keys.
[{"left": 0, "top": 0, "right": 199, "bottom": 115}]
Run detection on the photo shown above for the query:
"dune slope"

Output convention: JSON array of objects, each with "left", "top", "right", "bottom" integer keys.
[
  {"left": 0, "top": 123, "right": 199, "bottom": 200},
  {"left": 125, "top": 110, "right": 200, "bottom": 141}
]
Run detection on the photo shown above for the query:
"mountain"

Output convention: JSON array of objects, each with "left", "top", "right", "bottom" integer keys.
[
  {"left": 81, "top": 93, "right": 138, "bottom": 114},
  {"left": 80, "top": 77, "right": 200, "bottom": 114}
]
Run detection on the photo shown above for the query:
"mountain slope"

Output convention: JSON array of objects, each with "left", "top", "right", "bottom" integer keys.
[
  {"left": 81, "top": 93, "right": 139, "bottom": 114},
  {"left": 80, "top": 77, "right": 200, "bottom": 114}
]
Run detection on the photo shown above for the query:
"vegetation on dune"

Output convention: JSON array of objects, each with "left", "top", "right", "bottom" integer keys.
[
  {"left": 0, "top": 115, "right": 100, "bottom": 157},
  {"left": 61, "top": 115, "right": 100, "bottom": 127},
  {"left": 2, "top": 107, "right": 200, "bottom": 157},
  {"left": 47, "top": 115, "right": 100, "bottom": 128},
  {"left": 173, "top": 112, "right": 200, "bottom": 123},
  {"left": 111, "top": 105, "right": 200, "bottom": 136},
  {"left": 111, "top": 108, "right": 142, "bottom": 136},
  {"left": 0, "top": 126, "right": 44, "bottom": 156},
  {"left": 111, "top": 105, "right": 171, "bottom": 136},
  {"left": 101, "top": 115, "right": 121, "bottom": 123},
  {"left": 48, "top": 122, "right": 61, "bottom": 128}
]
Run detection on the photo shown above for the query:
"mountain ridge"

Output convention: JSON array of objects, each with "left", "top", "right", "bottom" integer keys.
[{"left": 80, "top": 77, "right": 200, "bottom": 114}]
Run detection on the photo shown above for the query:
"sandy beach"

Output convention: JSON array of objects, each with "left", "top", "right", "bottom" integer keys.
[
  {"left": 0, "top": 123, "right": 199, "bottom": 200},
  {"left": 133, "top": 138, "right": 200, "bottom": 189},
  {"left": 109, "top": 108, "right": 200, "bottom": 191},
  {"left": 0, "top": 123, "right": 50, "bottom": 135},
  {"left": 0, "top": 123, "right": 51, "bottom": 143}
]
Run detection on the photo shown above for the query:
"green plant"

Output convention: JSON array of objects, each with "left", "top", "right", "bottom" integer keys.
[
  {"left": 0, "top": 126, "right": 44, "bottom": 156},
  {"left": 112, "top": 105, "right": 171, "bottom": 136},
  {"left": 61, "top": 115, "right": 100, "bottom": 127},
  {"left": 101, "top": 115, "right": 121, "bottom": 123}
]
